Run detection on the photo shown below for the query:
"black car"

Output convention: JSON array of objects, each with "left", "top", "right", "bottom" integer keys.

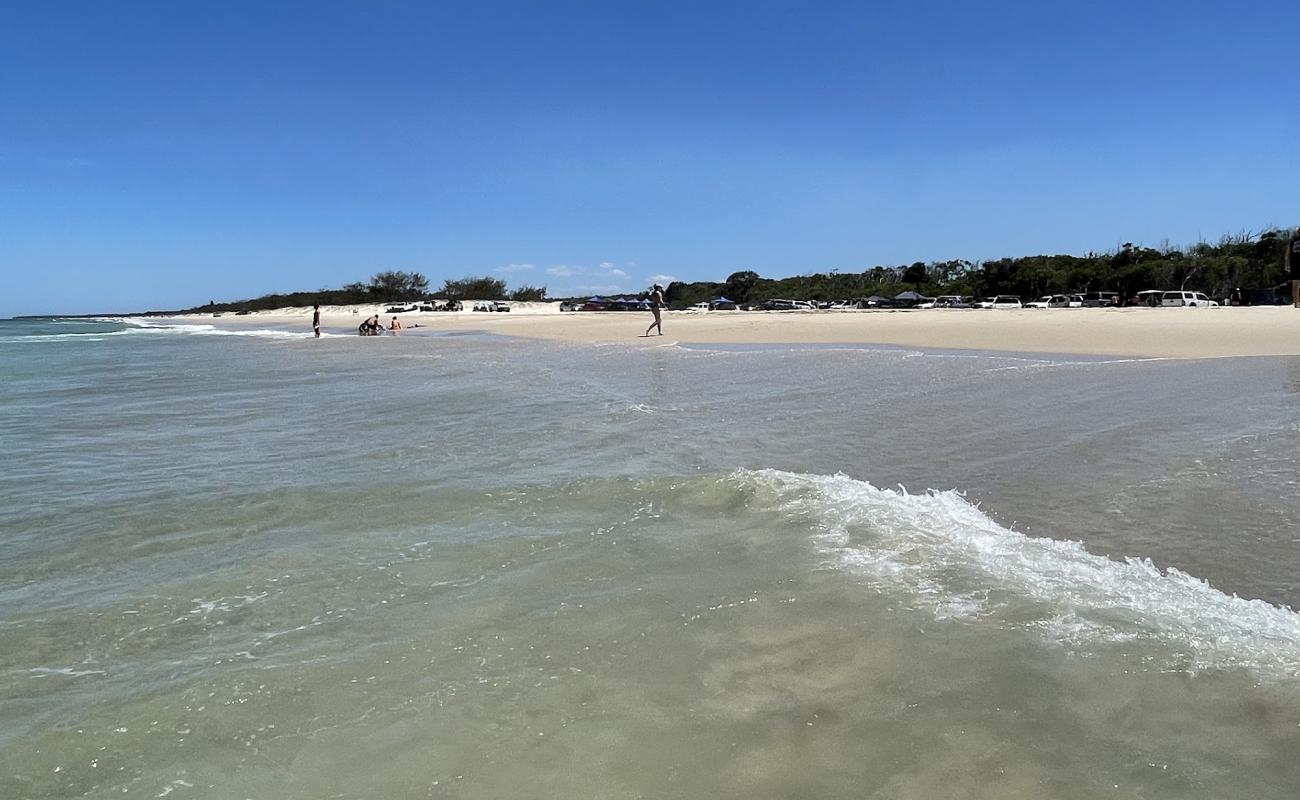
[{"left": 1079, "top": 291, "right": 1119, "bottom": 308}]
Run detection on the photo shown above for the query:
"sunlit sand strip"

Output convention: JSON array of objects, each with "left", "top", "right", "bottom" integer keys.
[{"left": 162, "top": 305, "right": 1300, "bottom": 359}]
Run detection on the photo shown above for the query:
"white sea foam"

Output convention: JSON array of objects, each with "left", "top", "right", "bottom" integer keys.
[
  {"left": 0, "top": 331, "right": 131, "bottom": 343},
  {"left": 3, "top": 320, "right": 334, "bottom": 342},
  {"left": 122, "top": 320, "right": 328, "bottom": 339},
  {"left": 25, "top": 667, "right": 107, "bottom": 678},
  {"left": 737, "top": 468, "right": 1300, "bottom": 679}
]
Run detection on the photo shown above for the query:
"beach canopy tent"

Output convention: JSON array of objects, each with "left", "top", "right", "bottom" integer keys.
[
  {"left": 709, "top": 296, "right": 738, "bottom": 310},
  {"left": 893, "top": 290, "right": 932, "bottom": 305}
]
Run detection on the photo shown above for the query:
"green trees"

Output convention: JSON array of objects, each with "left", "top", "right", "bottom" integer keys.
[
  {"left": 369, "top": 270, "right": 430, "bottom": 300},
  {"left": 441, "top": 277, "right": 507, "bottom": 300},
  {"left": 177, "top": 225, "right": 1296, "bottom": 315},
  {"left": 179, "top": 271, "right": 535, "bottom": 313},
  {"left": 509, "top": 285, "right": 548, "bottom": 302},
  {"left": 657, "top": 227, "right": 1294, "bottom": 308},
  {"left": 902, "top": 262, "right": 928, "bottom": 285},
  {"left": 723, "top": 270, "right": 761, "bottom": 304}
]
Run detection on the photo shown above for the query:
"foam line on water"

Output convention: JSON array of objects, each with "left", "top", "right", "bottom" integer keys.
[
  {"left": 736, "top": 468, "right": 1300, "bottom": 679},
  {"left": 119, "top": 320, "right": 337, "bottom": 339}
]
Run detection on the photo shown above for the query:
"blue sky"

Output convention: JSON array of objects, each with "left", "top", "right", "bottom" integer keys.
[{"left": 2, "top": 0, "right": 1296, "bottom": 316}]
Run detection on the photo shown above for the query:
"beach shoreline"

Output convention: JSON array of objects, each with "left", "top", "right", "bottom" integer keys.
[
  {"left": 9, "top": 314, "right": 1300, "bottom": 797},
  {"left": 153, "top": 303, "right": 1300, "bottom": 360}
]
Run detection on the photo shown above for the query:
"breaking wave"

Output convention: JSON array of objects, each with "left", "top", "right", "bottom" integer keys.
[
  {"left": 734, "top": 468, "right": 1300, "bottom": 679},
  {"left": 121, "top": 320, "right": 330, "bottom": 339},
  {"left": 0, "top": 318, "right": 337, "bottom": 342}
]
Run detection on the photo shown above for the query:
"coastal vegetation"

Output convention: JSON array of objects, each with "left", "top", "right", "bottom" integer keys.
[
  {"left": 184, "top": 272, "right": 548, "bottom": 314},
  {"left": 178, "top": 227, "right": 1295, "bottom": 314},
  {"left": 663, "top": 228, "right": 1297, "bottom": 308}
]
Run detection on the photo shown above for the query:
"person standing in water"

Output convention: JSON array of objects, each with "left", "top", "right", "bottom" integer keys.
[
  {"left": 1289, "top": 229, "right": 1300, "bottom": 307},
  {"left": 312, "top": 304, "right": 321, "bottom": 337},
  {"left": 644, "top": 283, "right": 666, "bottom": 337},
  {"left": 389, "top": 316, "right": 402, "bottom": 334}
]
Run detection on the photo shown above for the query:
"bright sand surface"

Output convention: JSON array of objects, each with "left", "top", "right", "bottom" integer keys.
[{"left": 164, "top": 303, "right": 1300, "bottom": 359}]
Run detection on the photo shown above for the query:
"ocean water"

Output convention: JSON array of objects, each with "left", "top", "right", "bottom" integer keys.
[{"left": 3, "top": 316, "right": 1300, "bottom": 799}]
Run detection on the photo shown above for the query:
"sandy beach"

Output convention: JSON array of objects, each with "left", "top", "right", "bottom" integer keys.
[{"left": 164, "top": 303, "right": 1300, "bottom": 359}]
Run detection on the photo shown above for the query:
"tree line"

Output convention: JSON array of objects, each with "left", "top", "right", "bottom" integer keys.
[
  {"left": 179, "top": 226, "right": 1295, "bottom": 314},
  {"left": 663, "top": 227, "right": 1297, "bottom": 308},
  {"left": 183, "top": 271, "right": 548, "bottom": 314}
]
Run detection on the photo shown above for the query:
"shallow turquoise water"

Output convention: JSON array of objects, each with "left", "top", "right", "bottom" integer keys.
[{"left": 4, "top": 317, "right": 1300, "bottom": 798}]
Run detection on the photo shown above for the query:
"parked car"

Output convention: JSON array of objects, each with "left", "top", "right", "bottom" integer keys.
[
  {"left": 472, "top": 301, "right": 494, "bottom": 312},
  {"left": 385, "top": 303, "right": 417, "bottom": 314},
  {"left": 761, "top": 299, "right": 814, "bottom": 310},
  {"left": 932, "top": 295, "right": 972, "bottom": 308},
  {"left": 1079, "top": 291, "right": 1118, "bottom": 308},
  {"left": 989, "top": 295, "right": 1023, "bottom": 309},
  {"left": 1025, "top": 294, "right": 1071, "bottom": 309},
  {"left": 688, "top": 302, "right": 710, "bottom": 312},
  {"left": 974, "top": 297, "right": 997, "bottom": 309},
  {"left": 1133, "top": 290, "right": 1165, "bottom": 307},
  {"left": 1067, "top": 294, "right": 1084, "bottom": 308},
  {"left": 1160, "top": 291, "right": 1218, "bottom": 307},
  {"left": 559, "top": 301, "right": 583, "bottom": 312}
]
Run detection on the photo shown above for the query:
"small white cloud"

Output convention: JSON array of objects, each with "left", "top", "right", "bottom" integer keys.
[
  {"left": 574, "top": 284, "right": 627, "bottom": 295},
  {"left": 495, "top": 263, "right": 535, "bottom": 274},
  {"left": 650, "top": 274, "right": 677, "bottom": 285},
  {"left": 546, "top": 265, "right": 576, "bottom": 277},
  {"left": 605, "top": 268, "right": 627, "bottom": 278}
]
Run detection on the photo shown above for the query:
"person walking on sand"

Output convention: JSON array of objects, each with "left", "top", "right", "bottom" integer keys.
[
  {"left": 312, "top": 304, "right": 321, "bottom": 337},
  {"left": 644, "top": 283, "right": 666, "bottom": 337}
]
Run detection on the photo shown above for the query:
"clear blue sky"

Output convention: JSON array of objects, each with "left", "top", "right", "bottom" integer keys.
[{"left": 2, "top": 0, "right": 1296, "bottom": 316}]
